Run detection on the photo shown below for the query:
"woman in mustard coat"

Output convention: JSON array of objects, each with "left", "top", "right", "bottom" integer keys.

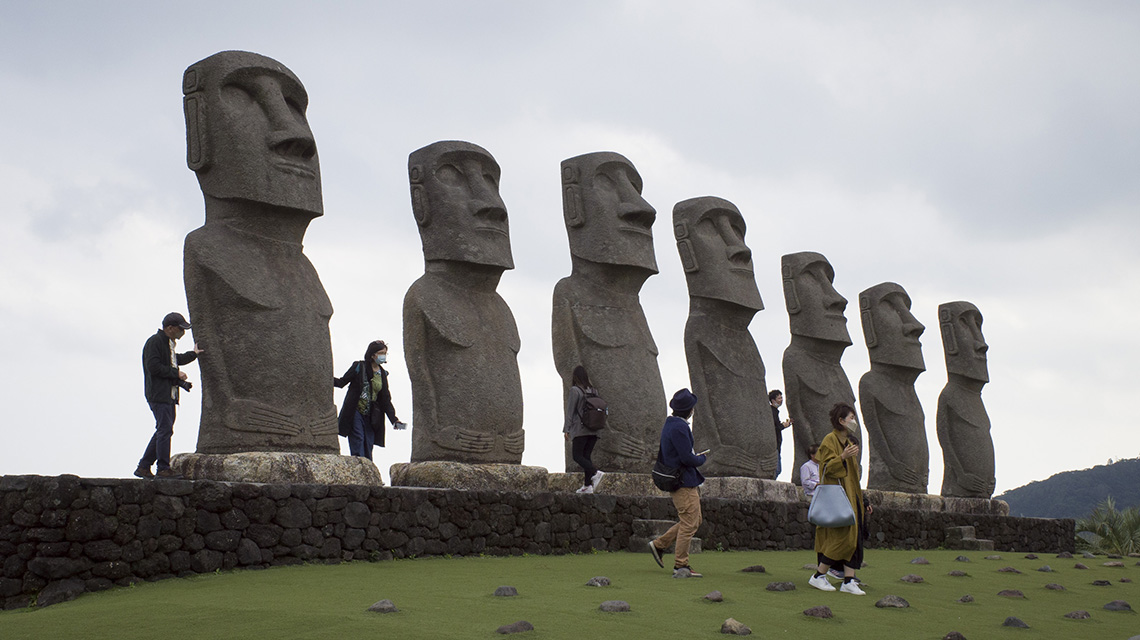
[{"left": 807, "top": 402, "right": 873, "bottom": 595}]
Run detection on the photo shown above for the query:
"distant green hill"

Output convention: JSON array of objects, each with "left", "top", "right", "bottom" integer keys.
[{"left": 997, "top": 457, "right": 1140, "bottom": 519}]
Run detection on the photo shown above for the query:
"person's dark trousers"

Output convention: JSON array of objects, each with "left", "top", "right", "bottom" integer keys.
[
  {"left": 140, "top": 402, "right": 176, "bottom": 471},
  {"left": 349, "top": 411, "right": 376, "bottom": 460},
  {"left": 572, "top": 435, "right": 598, "bottom": 485}
]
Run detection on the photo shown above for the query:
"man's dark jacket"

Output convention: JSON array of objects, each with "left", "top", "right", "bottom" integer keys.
[
  {"left": 142, "top": 329, "right": 197, "bottom": 405},
  {"left": 658, "top": 416, "right": 706, "bottom": 488},
  {"left": 334, "top": 362, "right": 398, "bottom": 446}
]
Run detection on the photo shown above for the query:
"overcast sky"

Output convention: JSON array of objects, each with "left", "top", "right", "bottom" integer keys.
[{"left": 2, "top": 1, "right": 1137, "bottom": 495}]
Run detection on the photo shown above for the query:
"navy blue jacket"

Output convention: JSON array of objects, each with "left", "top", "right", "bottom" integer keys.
[{"left": 658, "top": 416, "right": 706, "bottom": 488}]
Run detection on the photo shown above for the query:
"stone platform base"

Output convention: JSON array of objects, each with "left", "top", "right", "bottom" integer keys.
[
  {"left": 548, "top": 472, "right": 668, "bottom": 496},
  {"left": 865, "top": 490, "right": 1009, "bottom": 516},
  {"left": 389, "top": 462, "right": 549, "bottom": 491},
  {"left": 550, "top": 473, "right": 799, "bottom": 501},
  {"left": 171, "top": 452, "right": 384, "bottom": 486}
]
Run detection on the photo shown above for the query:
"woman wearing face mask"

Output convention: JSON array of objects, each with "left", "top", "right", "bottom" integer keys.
[
  {"left": 334, "top": 340, "right": 406, "bottom": 460},
  {"left": 807, "top": 402, "right": 872, "bottom": 595}
]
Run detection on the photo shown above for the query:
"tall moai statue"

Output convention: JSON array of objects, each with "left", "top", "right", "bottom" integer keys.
[
  {"left": 182, "top": 50, "right": 338, "bottom": 454},
  {"left": 674, "top": 197, "right": 777, "bottom": 478},
  {"left": 858, "top": 282, "right": 928, "bottom": 493},
  {"left": 781, "top": 251, "right": 861, "bottom": 485},
  {"left": 552, "top": 151, "right": 665, "bottom": 472},
  {"left": 936, "top": 301, "right": 996, "bottom": 498},
  {"left": 404, "top": 141, "right": 525, "bottom": 464}
]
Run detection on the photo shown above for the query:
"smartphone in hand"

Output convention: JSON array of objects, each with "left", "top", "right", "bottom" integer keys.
[{"left": 697, "top": 449, "right": 710, "bottom": 456}]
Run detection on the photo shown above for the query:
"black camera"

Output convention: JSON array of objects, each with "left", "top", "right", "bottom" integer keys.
[{"left": 177, "top": 379, "right": 193, "bottom": 392}]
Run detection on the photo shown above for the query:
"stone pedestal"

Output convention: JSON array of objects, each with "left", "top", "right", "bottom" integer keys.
[
  {"left": 389, "top": 462, "right": 548, "bottom": 491},
  {"left": 942, "top": 496, "right": 1009, "bottom": 515},
  {"left": 700, "top": 477, "right": 801, "bottom": 501},
  {"left": 171, "top": 452, "right": 384, "bottom": 485},
  {"left": 864, "top": 490, "right": 1008, "bottom": 515},
  {"left": 548, "top": 472, "right": 667, "bottom": 496}
]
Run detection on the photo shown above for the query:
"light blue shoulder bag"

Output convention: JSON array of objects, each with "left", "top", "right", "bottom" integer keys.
[{"left": 807, "top": 459, "right": 857, "bottom": 528}]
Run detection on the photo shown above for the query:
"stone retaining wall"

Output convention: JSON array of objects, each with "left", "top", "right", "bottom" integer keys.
[{"left": 0, "top": 475, "right": 1074, "bottom": 609}]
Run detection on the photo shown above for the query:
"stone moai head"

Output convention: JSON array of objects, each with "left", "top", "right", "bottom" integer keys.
[
  {"left": 781, "top": 251, "right": 851, "bottom": 344},
  {"left": 561, "top": 151, "right": 658, "bottom": 273},
  {"left": 183, "top": 50, "right": 322, "bottom": 216},
  {"left": 409, "top": 141, "right": 513, "bottom": 270},
  {"left": 673, "top": 196, "right": 763, "bottom": 311},
  {"left": 939, "top": 301, "right": 988, "bottom": 382},
  {"left": 860, "top": 282, "right": 925, "bottom": 370}
]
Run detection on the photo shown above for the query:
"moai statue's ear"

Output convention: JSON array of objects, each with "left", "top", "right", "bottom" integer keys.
[
  {"left": 183, "top": 67, "right": 209, "bottom": 172},
  {"left": 939, "top": 306, "right": 958, "bottom": 355},
  {"left": 674, "top": 221, "right": 699, "bottom": 273},
  {"left": 860, "top": 293, "right": 877, "bottom": 348},
  {"left": 782, "top": 264, "right": 800, "bottom": 315},
  {"left": 561, "top": 164, "right": 585, "bottom": 228},
  {"left": 409, "top": 164, "right": 430, "bottom": 227}
]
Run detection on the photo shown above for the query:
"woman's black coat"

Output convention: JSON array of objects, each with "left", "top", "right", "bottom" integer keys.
[{"left": 334, "top": 361, "right": 397, "bottom": 447}]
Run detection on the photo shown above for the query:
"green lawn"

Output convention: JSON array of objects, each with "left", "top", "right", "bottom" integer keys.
[{"left": 2, "top": 549, "right": 1136, "bottom": 639}]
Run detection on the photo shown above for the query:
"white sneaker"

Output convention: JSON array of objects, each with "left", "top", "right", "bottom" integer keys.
[
  {"left": 575, "top": 485, "right": 594, "bottom": 494},
  {"left": 839, "top": 580, "right": 866, "bottom": 595},
  {"left": 592, "top": 470, "right": 605, "bottom": 486},
  {"left": 808, "top": 574, "right": 836, "bottom": 592}
]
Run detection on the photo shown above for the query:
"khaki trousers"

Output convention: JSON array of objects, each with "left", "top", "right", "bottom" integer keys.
[{"left": 652, "top": 486, "right": 702, "bottom": 568}]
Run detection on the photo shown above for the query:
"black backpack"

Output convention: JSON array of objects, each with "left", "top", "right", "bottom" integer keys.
[{"left": 580, "top": 388, "right": 608, "bottom": 432}]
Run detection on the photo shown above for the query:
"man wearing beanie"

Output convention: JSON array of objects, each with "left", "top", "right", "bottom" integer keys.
[{"left": 648, "top": 388, "right": 707, "bottom": 577}]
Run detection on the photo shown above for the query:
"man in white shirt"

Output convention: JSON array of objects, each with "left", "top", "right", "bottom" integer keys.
[{"left": 800, "top": 444, "right": 821, "bottom": 497}]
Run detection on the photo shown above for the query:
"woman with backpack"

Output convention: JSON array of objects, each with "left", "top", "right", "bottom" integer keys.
[
  {"left": 334, "top": 340, "right": 406, "bottom": 460},
  {"left": 564, "top": 365, "right": 604, "bottom": 494}
]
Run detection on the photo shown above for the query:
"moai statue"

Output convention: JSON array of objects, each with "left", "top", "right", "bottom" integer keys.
[
  {"left": 781, "top": 251, "right": 861, "bottom": 485},
  {"left": 674, "top": 197, "right": 777, "bottom": 478},
  {"left": 404, "top": 141, "right": 524, "bottom": 464},
  {"left": 936, "top": 301, "right": 996, "bottom": 498},
  {"left": 182, "top": 50, "right": 338, "bottom": 454},
  {"left": 552, "top": 151, "right": 665, "bottom": 472},
  {"left": 858, "top": 282, "right": 929, "bottom": 493}
]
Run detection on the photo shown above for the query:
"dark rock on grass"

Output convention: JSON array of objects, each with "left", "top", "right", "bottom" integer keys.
[
  {"left": 1074, "top": 563, "right": 1089, "bottom": 570},
  {"left": 1092, "top": 580, "right": 1112, "bottom": 587},
  {"left": 1108, "top": 553, "right": 1123, "bottom": 559},
  {"left": 803, "top": 605, "right": 833, "bottom": 618},
  {"left": 599, "top": 600, "right": 630, "bottom": 612},
  {"left": 36, "top": 579, "right": 85, "bottom": 607},
  {"left": 705, "top": 590, "right": 723, "bottom": 602},
  {"left": 1104, "top": 600, "right": 1133, "bottom": 612},
  {"left": 1002, "top": 616, "right": 1029, "bottom": 628},
  {"left": 875, "top": 595, "right": 910, "bottom": 608},
  {"left": 1024, "top": 553, "right": 1038, "bottom": 559},
  {"left": 1103, "top": 561, "right": 1125, "bottom": 567},
  {"left": 955, "top": 555, "right": 971, "bottom": 562},
  {"left": 766, "top": 582, "right": 796, "bottom": 592},
  {"left": 998, "top": 589, "right": 1025, "bottom": 598},
  {"left": 740, "top": 565, "right": 766, "bottom": 573},
  {"left": 1121, "top": 577, "right": 1133, "bottom": 583},
  {"left": 943, "top": 632, "right": 967, "bottom": 640},
  {"left": 997, "top": 566, "right": 1021, "bottom": 574},
  {"left": 585, "top": 576, "right": 610, "bottom": 587},
  {"left": 900, "top": 574, "right": 924, "bottom": 583},
  {"left": 1036, "top": 565, "right": 1053, "bottom": 572},
  {"left": 948, "top": 570, "right": 968, "bottom": 577},
  {"left": 911, "top": 557, "right": 930, "bottom": 564},
  {"left": 1083, "top": 551, "right": 1096, "bottom": 559},
  {"left": 1056, "top": 551, "right": 1073, "bottom": 559},
  {"left": 1064, "top": 610, "right": 1091, "bottom": 620},
  {"left": 496, "top": 620, "right": 534, "bottom": 634},
  {"left": 1045, "top": 583, "right": 1066, "bottom": 590},
  {"left": 367, "top": 599, "right": 398, "bottom": 613},
  {"left": 720, "top": 618, "right": 751, "bottom": 635},
  {"left": 958, "top": 595, "right": 975, "bottom": 603},
  {"left": 494, "top": 586, "right": 519, "bottom": 597}
]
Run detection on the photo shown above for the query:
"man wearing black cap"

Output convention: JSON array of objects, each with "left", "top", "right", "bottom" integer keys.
[
  {"left": 136, "top": 312, "right": 202, "bottom": 479},
  {"left": 648, "top": 388, "right": 707, "bottom": 577}
]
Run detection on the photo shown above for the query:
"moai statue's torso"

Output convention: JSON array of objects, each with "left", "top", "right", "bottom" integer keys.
[
  {"left": 936, "top": 301, "right": 996, "bottom": 498},
  {"left": 404, "top": 141, "right": 525, "bottom": 464},
  {"left": 182, "top": 51, "right": 337, "bottom": 453},
  {"left": 551, "top": 152, "right": 665, "bottom": 472},
  {"left": 857, "top": 282, "right": 928, "bottom": 493},
  {"left": 780, "top": 251, "right": 861, "bottom": 485},
  {"left": 675, "top": 197, "right": 776, "bottom": 478}
]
